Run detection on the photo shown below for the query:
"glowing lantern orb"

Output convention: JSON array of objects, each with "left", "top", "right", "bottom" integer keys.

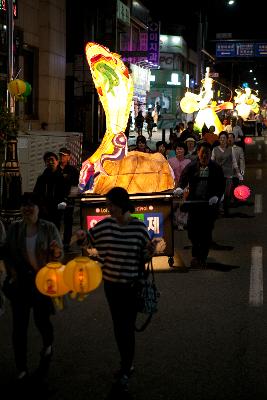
[
  {"left": 234, "top": 185, "right": 251, "bottom": 201},
  {"left": 63, "top": 256, "right": 102, "bottom": 300},
  {"left": 180, "top": 93, "right": 199, "bottom": 114},
  {"left": 35, "top": 262, "right": 69, "bottom": 297},
  {"left": 244, "top": 137, "right": 253, "bottom": 144},
  {"left": 8, "top": 79, "right": 32, "bottom": 100}
]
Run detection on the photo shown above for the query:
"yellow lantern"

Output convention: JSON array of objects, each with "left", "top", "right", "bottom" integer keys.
[
  {"left": 8, "top": 79, "right": 26, "bottom": 97},
  {"left": 63, "top": 256, "right": 102, "bottom": 301},
  {"left": 35, "top": 262, "right": 69, "bottom": 300},
  {"left": 180, "top": 93, "right": 199, "bottom": 114}
]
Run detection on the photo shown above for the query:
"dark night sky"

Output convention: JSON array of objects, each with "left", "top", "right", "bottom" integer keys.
[{"left": 142, "top": 0, "right": 267, "bottom": 98}]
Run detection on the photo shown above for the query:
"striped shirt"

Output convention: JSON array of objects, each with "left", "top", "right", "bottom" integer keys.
[{"left": 88, "top": 217, "right": 150, "bottom": 283}]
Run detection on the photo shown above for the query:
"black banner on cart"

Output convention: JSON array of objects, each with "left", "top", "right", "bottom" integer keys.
[{"left": 80, "top": 193, "right": 174, "bottom": 257}]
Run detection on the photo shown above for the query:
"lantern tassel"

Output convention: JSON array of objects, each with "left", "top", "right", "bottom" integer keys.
[{"left": 52, "top": 296, "right": 64, "bottom": 310}]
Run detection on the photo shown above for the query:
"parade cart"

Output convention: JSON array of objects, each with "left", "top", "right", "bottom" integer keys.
[{"left": 79, "top": 192, "right": 175, "bottom": 267}]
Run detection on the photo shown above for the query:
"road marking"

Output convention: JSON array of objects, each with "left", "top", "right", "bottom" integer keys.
[
  {"left": 256, "top": 169, "right": 262, "bottom": 180},
  {"left": 258, "top": 144, "right": 262, "bottom": 150},
  {"left": 257, "top": 153, "right": 262, "bottom": 161},
  {"left": 254, "top": 194, "right": 262, "bottom": 213},
  {"left": 249, "top": 246, "right": 263, "bottom": 306}
]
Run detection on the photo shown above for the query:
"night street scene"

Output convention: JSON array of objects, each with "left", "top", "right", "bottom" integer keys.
[{"left": 1, "top": 1, "right": 267, "bottom": 399}]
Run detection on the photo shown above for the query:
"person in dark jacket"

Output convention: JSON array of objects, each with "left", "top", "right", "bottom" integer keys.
[
  {"left": 33, "top": 152, "right": 66, "bottom": 229},
  {"left": 58, "top": 147, "right": 80, "bottom": 250},
  {"left": 176, "top": 142, "right": 225, "bottom": 268}
]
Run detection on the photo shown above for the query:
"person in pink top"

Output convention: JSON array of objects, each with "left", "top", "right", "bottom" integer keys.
[{"left": 168, "top": 141, "right": 191, "bottom": 230}]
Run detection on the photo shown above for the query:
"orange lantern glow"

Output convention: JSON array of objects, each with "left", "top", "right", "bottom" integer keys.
[
  {"left": 36, "top": 262, "right": 69, "bottom": 297},
  {"left": 63, "top": 256, "right": 102, "bottom": 301},
  {"left": 35, "top": 262, "right": 69, "bottom": 309}
]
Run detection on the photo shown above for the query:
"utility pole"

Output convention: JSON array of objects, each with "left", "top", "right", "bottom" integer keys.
[{"left": 0, "top": 0, "right": 22, "bottom": 225}]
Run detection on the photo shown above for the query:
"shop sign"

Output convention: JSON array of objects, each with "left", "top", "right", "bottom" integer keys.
[
  {"left": 147, "top": 21, "right": 160, "bottom": 67},
  {"left": 0, "top": 0, "right": 18, "bottom": 18}
]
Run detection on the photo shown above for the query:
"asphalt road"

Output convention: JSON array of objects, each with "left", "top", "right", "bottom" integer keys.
[{"left": 1, "top": 134, "right": 267, "bottom": 400}]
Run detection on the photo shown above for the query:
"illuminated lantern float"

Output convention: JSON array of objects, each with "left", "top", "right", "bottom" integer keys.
[
  {"left": 180, "top": 67, "right": 233, "bottom": 134},
  {"left": 234, "top": 83, "right": 260, "bottom": 120},
  {"left": 79, "top": 42, "right": 174, "bottom": 194},
  {"left": 35, "top": 262, "right": 69, "bottom": 309},
  {"left": 63, "top": 256, "right": 102, "bottom": 301}
]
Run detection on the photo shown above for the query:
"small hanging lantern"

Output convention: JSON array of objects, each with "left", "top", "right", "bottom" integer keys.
[
  {"left": 35, "top": 262, "right": 69, "bottom": 309},
  {"left": 244, "top": 137, "right": 253, "bottom": 144},
  {"left": 63, "top": 256, "right": 102, "bottom": 301},
  {"left": 234, "top": 185, "right": 251, "bottom": 201},
  {"left": 7, "top": 79, "right": 32, "bottom": 101}
]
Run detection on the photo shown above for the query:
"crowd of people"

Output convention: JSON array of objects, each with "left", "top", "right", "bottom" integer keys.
[
  {"left": 130, "top": 116, "right": 247, "bottom": 268},
  {"left": 0, "top": 116, "right": 250, "bottom": 396}
]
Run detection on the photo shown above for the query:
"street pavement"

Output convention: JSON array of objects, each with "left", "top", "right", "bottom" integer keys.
[{"left": 2, "top": 133, "right": 267, "bottom": 400}]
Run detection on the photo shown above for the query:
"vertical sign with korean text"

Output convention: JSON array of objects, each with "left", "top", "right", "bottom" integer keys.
[{"left": 147, "top": 21, "right": 160, "bottom": 67}]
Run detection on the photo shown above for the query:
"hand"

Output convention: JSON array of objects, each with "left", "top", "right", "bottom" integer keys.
[
  {"left": 208, "top": 196, "right": 219, "bottom": 205},
  {"left": 76, "top": 229, "right": 87, "bottom": 246},
  {"left": 237, "top": 173, "right": 244, "bottom": 181},
  {"left": 173, "top": 187, "right": 184, "bottom": 197},
  {"left": 49, "top": 240, "right": 62, "bottom": 258},
  {"left": 57, "top": 202, "right": 67, "bottom": 210}
]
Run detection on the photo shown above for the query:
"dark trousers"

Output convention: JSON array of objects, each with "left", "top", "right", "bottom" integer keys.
[
  {"left": 62, "top": 206, "right": 74, "bottom": 246},
  {"left": 10, "top": 283, "right": 54, "bottom": 372},
  {"left": 187, "top": 207, "right": 217, "bottom": 262},
  {"left": 104, "top": 281, "right": 137, "bottom": 374}
]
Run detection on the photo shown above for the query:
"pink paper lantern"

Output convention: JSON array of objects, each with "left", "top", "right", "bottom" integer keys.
[
  {"left": 244, "top": 137, "right": 253, "bottom": 144},
  {"left": 234, "top": 185, "right": 251, "bottom": 201}
]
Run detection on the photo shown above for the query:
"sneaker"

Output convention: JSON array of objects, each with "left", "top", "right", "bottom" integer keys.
[
  {"left": 114, "top": 365, "right": 135, "bottom": 379},
  {"left": 16, "top": 370, "right": 28, "bottom": 381},
  {"left": 34, "top": 345, "right": 53, "bottom": 378},
  {"left": 115, "top": 374, "right": 129, "bottom": 393},
  {"left": 190, "top": 257, "right": 202, "bottom": 268}
]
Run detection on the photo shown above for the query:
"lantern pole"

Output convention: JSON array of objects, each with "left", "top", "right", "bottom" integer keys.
[{"left": 0, "top": 0, "right": 22, "bottom": 226}]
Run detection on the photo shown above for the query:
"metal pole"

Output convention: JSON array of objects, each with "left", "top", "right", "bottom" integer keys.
[{"left": 7, "top": 0, "right": 15, "bottom": 114}]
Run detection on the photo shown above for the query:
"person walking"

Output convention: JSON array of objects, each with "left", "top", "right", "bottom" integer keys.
[
  {"left": 2, "top": 192, "right": 63, "bottom": 383},
  {"left": 33, "top": 151, "right": 66, "bottom": 229},
  {"left": 58, "top": 147, "right": 79, "bottom": 251},
  {"left": 145, "top": 111, "right": 154, "bottom": 139},
  {"left": 176, "top": 142, "right": 225, "bottom": 268},
  {"left": 135, "top": 111, "right": 144, "bottom": 136},
  {"left": 168, "top": 142, "right": 191, "bottom": 230},
  {"left": 211, "top": 131, "right": 241, "bottom": 216},
  {"left": 76, "top": 187, "right": 156, "bottom": 393}
]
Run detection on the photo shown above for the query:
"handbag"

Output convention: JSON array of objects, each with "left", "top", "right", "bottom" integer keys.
[{"left": 135, "top": 259, "right": 160, "bottom": 332}]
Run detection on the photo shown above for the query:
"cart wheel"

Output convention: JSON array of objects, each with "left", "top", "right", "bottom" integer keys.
[{"left": 168, "top": 257, "right": 174, "bottom": 268}]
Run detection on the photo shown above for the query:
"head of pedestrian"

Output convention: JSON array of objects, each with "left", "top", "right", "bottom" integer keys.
[
  {"left": 106, "top": 187, "right": 134, "bottom": 220},
  {"left": 136, "top": 135, "right": 147, "bottom": 151},
  {"left": 228, "top": 132, "right": 235, "bottom": 146},
  {"left": 174, "top": 141, "right": 187, "bottom": 159},
  {"left": 43, "top": 151, "right": 59, "bottom": 171},
  {"left": 59, "top": 147, "right": 71, "bottom": 167},
  {"left": 218, "top": 131, "right": 228, "bottom": 148},
  {"left": 185, "top": 137, "right": 196, "bottom": 151},
  {"left": 197, "top": 142, "right": 211, "bottom": 167},
  {"left": 20, "top": 192, "right": 41, "bottom": 223}
]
